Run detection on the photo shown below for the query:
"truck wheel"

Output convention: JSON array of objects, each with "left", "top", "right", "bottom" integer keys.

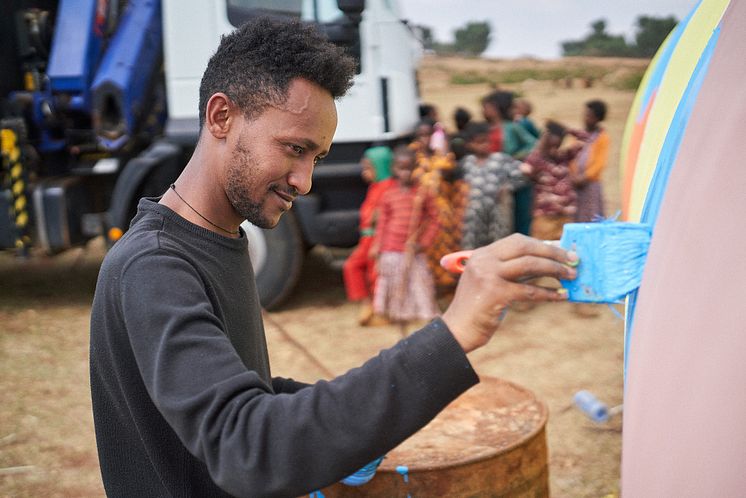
[{"left": 241, "top": 211, "right": 304, "bottom": 310}]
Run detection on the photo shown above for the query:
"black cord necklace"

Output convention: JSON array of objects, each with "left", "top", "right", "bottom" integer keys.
[{"left": 169, "top": 183, "right": 240, "bottom": 236}]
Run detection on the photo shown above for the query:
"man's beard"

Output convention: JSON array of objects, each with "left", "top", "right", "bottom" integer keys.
[{"left": 225, "top": 138, "right": 273, "bottom": 229}]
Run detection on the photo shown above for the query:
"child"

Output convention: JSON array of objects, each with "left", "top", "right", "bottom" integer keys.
[
  {"left": 570, "top": 99, "right": 609, "bottom": 222},
  {"left": 371, "top": 146, "right": 440, "bottom": 323},
  {"left": 411, "top": 119, "right": 435, "bottom": 154},
  {"left": 460, "top": 122, "right": 528, "bottom": 250},
  {"left": 522, "top": 120, "right": 579, "bottom": 241},
  {"left": 449, "top": 107, "right": 473, "bottom": 161},
  {"left": 483, "top": 90, "right": 537, "bottom": 236},
  {"left": 342, "top": 145, "right": 396, "bottom": 325},
  {"left": 481, "top": 92, "right": 504, "bottom": 153},
  {"left": 409, "top": 120, "right": 466, "bottom": 300},
  {"left": 484, "top": 90, "right": 537, "bottom": 159}
]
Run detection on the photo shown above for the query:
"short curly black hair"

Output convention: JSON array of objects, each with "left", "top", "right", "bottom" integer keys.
[
  {"left": 463, "top": 121, "right": 490, "bottom": 142},
  {"left": 481, "top": 90, "right": 515, "bottom": 120},
  {"left": 586, "top": 99, "right": 607, "bottom": 121},
  {"left": 198, "top": 16, "right": 356, "bottom": 127}
]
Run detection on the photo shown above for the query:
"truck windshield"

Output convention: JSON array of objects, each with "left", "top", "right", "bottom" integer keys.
[
  {"left": 226, "top": 0, "right": 344, "bottom": 24},
  {"left": 226, "top": 0, "right": 360, "bottom": 71}
]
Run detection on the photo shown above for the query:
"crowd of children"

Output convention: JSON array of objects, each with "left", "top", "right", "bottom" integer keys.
[{"left": 343, "top": 92, "right": 610, "bottom": 325}]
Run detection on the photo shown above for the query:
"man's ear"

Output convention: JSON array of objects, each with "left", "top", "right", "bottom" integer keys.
[{"left": 204, "top": 93, "right": 235, "bottom": 139}]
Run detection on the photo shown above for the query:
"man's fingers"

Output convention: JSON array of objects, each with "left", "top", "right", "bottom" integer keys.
[
  {"left": 489, "top": 233, "right": 577, "bottom": 265},
  {"left": 507, "top": 281, "right": 569, "bottom": 302},
  {"left": 498, "top": 255, "right": 577, "bottom": 282}
]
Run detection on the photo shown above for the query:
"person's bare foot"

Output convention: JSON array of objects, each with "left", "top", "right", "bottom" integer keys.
[
  {"left": 358, "top": 302, "right": 374, "bottom": 325},
  {"left": 365, "top": 314, "right": 391, "bottom": 327}
]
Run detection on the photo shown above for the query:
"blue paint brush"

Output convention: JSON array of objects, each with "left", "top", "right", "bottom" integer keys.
[
  {"left": 558, "top": 221, "right": 651, "bottom": 303},
  {"left": 440, "top": 221, "right": 652, "bottom": 304}
]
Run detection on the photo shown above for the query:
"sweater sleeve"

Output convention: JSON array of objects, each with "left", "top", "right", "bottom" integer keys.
[
  {"left": 120, "top": 250, "right": 478, "bottom": 498},
  {"left": 271, "top": 377, "right": 310, "bottom": 394}
]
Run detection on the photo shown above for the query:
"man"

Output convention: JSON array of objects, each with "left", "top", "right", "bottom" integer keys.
[{"left": 90, "top": 17, "right": 578, "bottom": 498}]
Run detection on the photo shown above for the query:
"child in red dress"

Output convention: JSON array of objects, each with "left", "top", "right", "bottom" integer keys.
[
  {"left": 370, "top": 146, "right": 440, "bottom": 323},
  {"left": 343, "top": 146, "right": 396, "bottom": 325}
]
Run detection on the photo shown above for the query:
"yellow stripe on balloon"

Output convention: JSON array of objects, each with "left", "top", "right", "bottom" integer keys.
[{"left": 627, "top": 0, "right": 729, "bottom": 222}]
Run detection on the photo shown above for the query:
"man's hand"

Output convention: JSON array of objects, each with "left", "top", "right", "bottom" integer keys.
[{"left": 441, "top": 234, "right": 578, "bottom": 353}]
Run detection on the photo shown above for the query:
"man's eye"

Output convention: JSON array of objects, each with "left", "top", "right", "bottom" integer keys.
[{"left": 291, "top": 145, "right": 304, "bottom": 155}]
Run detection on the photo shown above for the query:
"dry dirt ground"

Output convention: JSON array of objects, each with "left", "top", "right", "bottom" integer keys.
[{"left": 0, "top": 56, "right": 641, "bottom": 497}]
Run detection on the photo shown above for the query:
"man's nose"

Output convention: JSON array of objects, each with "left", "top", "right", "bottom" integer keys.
[{"left": 288, "top": 160, "right": 314, "bottom": 196}]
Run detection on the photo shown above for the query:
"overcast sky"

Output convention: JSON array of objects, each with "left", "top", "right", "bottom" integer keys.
[{"left": 397, "top": 0, "right": 696, "bottom": 59}]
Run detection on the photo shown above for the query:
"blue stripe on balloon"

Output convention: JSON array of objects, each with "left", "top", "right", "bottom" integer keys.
[
  {"left": 636, "top": 1, "right": 700, "bottom": 122},
  {"left": 624, "top": 23, "right": 722, "bottom": 380}
]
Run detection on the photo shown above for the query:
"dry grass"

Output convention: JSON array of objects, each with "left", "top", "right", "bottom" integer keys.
[{"left": 0, "top": 55, "right": 645, "bottom": 497}]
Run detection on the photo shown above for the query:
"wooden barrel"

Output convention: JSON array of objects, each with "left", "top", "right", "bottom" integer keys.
[{"left": 321, "top": 376, "right": 549, "bottom": 497}]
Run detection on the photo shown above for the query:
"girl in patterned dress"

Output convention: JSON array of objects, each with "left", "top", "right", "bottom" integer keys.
[{"left": 460, "top": 122, "right": 529, "bottom": 250}]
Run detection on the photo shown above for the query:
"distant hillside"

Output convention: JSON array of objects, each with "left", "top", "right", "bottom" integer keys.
[{"left": 420, "top": 55, "right": 651, "bottom": 92}]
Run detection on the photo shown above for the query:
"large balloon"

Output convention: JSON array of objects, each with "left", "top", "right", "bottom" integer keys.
[{"left": 621, "top": 0, "right": 746, "bottom": 494}]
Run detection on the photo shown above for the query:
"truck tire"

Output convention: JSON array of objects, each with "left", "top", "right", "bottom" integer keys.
[{"left": 241, "top": 211, "right": 304, "bottom": 310}]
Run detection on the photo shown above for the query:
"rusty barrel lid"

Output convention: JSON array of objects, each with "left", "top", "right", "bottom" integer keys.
[
  {"left": 378, "top": 376, "right": 547, "bottom": 471},
  {"left": 322, "top": 376, "right": 549, "bottom": 497}
]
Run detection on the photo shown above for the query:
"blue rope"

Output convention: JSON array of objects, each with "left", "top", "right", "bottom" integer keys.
[{"left": 340, "top": 456, "right": 384, "bottom": 486}]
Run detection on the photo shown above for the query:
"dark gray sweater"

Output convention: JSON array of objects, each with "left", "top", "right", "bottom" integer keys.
[{"left": 90, "top": 198, "right": 479, "bottom": 497}]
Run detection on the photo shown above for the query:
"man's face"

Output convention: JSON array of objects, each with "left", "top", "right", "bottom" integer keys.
[{"left": 224, "top": 79, "right": 337, "bottom": 228}]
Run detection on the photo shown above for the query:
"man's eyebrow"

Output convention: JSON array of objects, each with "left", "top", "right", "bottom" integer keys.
[{"left": 300, "top": 138, "right": 328, "bottom": 157}]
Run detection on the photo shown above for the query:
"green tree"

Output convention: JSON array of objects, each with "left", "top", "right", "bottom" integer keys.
[
  {"left": 561, "top": 15, "right": 679, "bottom": 58},
  {"left": 561, "top": 18, "right": 630, "bottom": 57},
  {"left": 633, "top": 15, "right": 678, "bottom": 57},
  {"left": 453, "top": 21, "right": 491, "bottom": 56}
]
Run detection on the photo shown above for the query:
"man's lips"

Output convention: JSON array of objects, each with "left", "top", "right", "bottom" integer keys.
[{"left": 273, "top": 189, "right": 295, "bottom": 209}]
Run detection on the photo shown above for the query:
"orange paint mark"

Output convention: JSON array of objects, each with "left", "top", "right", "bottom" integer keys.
[{"left": 622, "top": 92, "right": 656, "bottom": 220}]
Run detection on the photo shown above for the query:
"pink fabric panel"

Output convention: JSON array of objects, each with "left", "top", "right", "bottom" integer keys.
[{"left": 622, "top": 1, "right": 746, "bottom": 496}]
